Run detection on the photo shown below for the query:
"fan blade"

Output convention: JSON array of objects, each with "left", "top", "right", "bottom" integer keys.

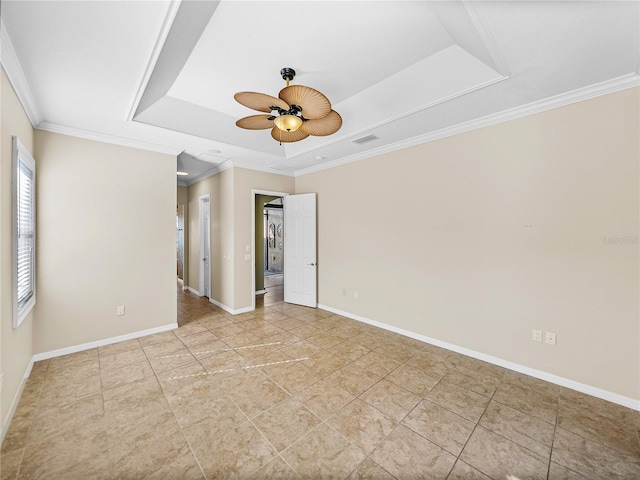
[
  {"left": 300, "top": 110, "right": 342, "bottom": 136},
  {"left": 270, "top": 127, "right": 309, "bottom": 143},
  {"left": 236, "top": 114, "right": 274, "bottom": 130},
  {"left": 234, "top": 92, "right": 289, "bottom": 113},
  {"left": 279, "top": 85, "right": 331, "bottom": 120}
]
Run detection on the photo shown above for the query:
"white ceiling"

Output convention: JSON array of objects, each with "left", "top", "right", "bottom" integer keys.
[{"left": 1, "top": 1, "right": 638, "bottom": 185}]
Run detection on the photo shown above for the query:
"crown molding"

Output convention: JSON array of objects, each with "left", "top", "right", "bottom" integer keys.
[
  {"left": 182, "top": 159, "right": 233, "bottom": 186},
  {"left": 0, "top": 18, "right": 42, "bottom": 126},
  {"left": 181, "top": 158, "right": 296, "bottom": 186},
  {"left": 231, "top": 160, "right": 296, "bottom": 178},
  {"left": 294, "top": 73, "right": 640, "bottom": 177},
  {"left": 36, "top": 121, "right": 181, "bottom": 156}
]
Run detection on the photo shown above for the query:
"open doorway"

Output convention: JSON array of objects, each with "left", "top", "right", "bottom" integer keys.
[
  {"left": 263, "top": 198, "right": 284, "bottom": 304},
  {"left": 176, "top": 204, "right": 185, "bottom": 289},
  {"left": 252, "top": 190, "right": 288, "bottom": 309},
  {"left": 199, "top": 194, "right": 211, "bottom": 298}
]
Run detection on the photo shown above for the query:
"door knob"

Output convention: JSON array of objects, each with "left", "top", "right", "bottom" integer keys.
[{"left": 308, "top": 262, "right": 316, "bottom": 266}]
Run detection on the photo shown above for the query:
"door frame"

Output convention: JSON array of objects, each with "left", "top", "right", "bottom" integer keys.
[
  {"left": 198, "top": 194, "right": 211, "bottom": 298},
  {"left": 251, "top": 189, "right": 289, "bottom": 311}
]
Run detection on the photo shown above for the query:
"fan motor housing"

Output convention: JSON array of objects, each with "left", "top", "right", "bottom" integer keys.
[{"left": 280, "top": 67, "right": 295, "bottom": 82}]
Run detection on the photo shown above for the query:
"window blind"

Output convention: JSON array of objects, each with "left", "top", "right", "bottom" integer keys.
[{"left": 17, "top": 158, "right": 35, "bottom": 308}]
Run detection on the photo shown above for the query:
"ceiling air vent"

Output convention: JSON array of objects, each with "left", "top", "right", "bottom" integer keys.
[
  {"left": 353, "top": 134, "right": 378, "bottom": 145},
  {"left": 269, "top": 164, "right": 293, "bottom": 171}
]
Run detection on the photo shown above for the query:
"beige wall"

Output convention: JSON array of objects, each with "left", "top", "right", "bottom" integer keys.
[
  {"left": 186, "top": 169, "right": 233, "bottom": 307},
  {"left": 185, "top": 167, "right": 293, "bottom": 311},
  {"left": 32, "top": 130, "right": 177, "bottom": 353},
  {"left": 296, "top": 87, "right": 639, "bottom": 401},
  {"left": 1, "top": 70, "right": 35, "bottom": 430}
]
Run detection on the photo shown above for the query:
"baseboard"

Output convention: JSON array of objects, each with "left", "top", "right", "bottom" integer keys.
[
  {"left": 1, "top": 359, "right": 34, "bottom": 443},
  {"left": 31, "top": 323, "right": 178, "bottom": 363},
  {"left": 209, "top": 297, "right": 254, "bottom": 315},
  {"left": 255, "top": 290, "right": 267, "bottom": 295},
  {"left": 186, "top": 286, "right": 200, "bottom": 295},
  {"left": 185, "top": 288, "right": 253, "bottom": 316},
  {"left": 318, "top": 304, "right": 640, "bottom": 411}
]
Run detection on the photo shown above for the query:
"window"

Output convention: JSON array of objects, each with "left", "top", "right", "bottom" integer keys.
[{"left": 13, "top": 136, "right": 36, "bottom": 328}]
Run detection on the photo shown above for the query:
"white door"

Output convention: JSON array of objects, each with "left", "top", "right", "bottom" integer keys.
[
  {"left": 199, "top": 195, "right": 210, "bottom": 297},
  {"left": 284, "top": 193, "right": 317, "bottom": 307}
]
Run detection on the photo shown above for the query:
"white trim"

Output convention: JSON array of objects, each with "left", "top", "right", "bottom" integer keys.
[
  {"left": 255, "top": 289, "right": 267, "bottom": 295},
  {"left": 318, "top": 304, "right": 640, "bottom": 412},
  {"left": 12, "top": 137, "right": 36, "bottom": 328},
  {"left": 36, "top": 121, "right": 180, "bottom": 156},
  {"left": 251, "top": 190, "right": 290, "bottom": 312},
  {"left": 0, "top": 19, "right": 42, "bottom": 126},
  {"left": 186, "top": 286, "right": 200, "bottom": 296},
  {"left": 126, "top": 0, "right": 182, "bottom": 122},
  {"left": 295, "top": 75, "right": 640, "bottom": 178},
  {"left": 209, "top": 297, "right": 253, "bottom": 315},
  {"left": 288, "top": 75, "right": 508, "bottom": 163},
  {"left": 463, "top": 0, "right": 512, "bottom": 76},
  {"left": 31, "top": 323, "right": 178, "bottom": 363},
  {"left": 1, "top": 359, "right": 34, "bottom": 443},
  {"left": 231, "top": 160, "right": 296, "bottom": 178},
  {"left": 181, "top": 160, "right": 297, "bottom": 188},
  {"left": 181, "top": 160, "right": 233, "bottom": 186}
]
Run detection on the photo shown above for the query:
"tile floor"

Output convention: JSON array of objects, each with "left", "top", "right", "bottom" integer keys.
[{"left": 1, "top": 278, "right": 639, "bottom": 479}]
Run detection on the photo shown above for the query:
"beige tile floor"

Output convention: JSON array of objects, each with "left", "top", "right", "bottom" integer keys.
[{"left": 2, "top": 277, "right": 639, "bottom": 479}]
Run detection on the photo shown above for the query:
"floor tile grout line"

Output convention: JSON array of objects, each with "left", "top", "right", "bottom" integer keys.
[
  {"left": 243, "top": 399, "right": 299, "bottom": 479},
  {"left": 545, "top": 389, "right": 561, "bottom": 480},
  {"left": 153, "top": 367, "right": 210, "bottom": 480},
  {"left": 7, "top": 360, "right": 50, "bottom": 479},
  {"left": 448, "top": 384, "right": 499, "bottom": 480}
]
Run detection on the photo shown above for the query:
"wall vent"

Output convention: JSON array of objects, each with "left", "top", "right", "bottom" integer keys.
[{"left": 352, "top": 134, "right": 378, "bottom": 145}]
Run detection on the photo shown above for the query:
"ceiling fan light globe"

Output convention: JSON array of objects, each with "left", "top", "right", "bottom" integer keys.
[{"left": 274, "top": 114, "right": 303, "bottom": 132}]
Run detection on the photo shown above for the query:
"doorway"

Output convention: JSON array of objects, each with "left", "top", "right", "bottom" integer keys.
[
  {"left": 252, "top": 190, "right": 288, "bottom": 310},
  {"left": 263, "top": 198, "right": 284, "bottom": 304},
  {"left": 198, "top": 194, "right": 211, "bottom": 298},
  {"left": 264, "top": 198, "right": 284, "bottom": 275},
  {"left": 177, "top": 204, "right": 185, "bottom": 282}
]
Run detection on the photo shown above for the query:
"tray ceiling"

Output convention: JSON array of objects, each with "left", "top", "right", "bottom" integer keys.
[{"left": 1, "top": 1, "right": 638, "bottom": 183}]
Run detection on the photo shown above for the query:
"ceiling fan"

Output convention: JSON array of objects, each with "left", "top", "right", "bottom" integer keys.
[{"left": 234, "top": 67, "right": 342, "bottom": 143}]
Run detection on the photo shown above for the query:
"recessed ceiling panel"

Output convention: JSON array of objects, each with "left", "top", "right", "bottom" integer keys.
[
  {"left": 167, "top": 0, "right": 454, "bottom": 118},
  {"left": 283, "top": 44, "right": 505, "bottom": 158}
]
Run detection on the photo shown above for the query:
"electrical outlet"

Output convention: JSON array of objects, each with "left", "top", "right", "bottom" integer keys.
[
  {"left": 532, "top": 329, "right": 542, "bottom": 342},
  {"left": 342, "top": 289, "right": 347, "bottom": 296},
  {"left": 354, "top": 291, "right": 359, "bottom": 300},
  {"left": 545, "top": 332, "right": 557, "bottom": 345},
  {"left": 116, "top": 306, "right": 125, "bottom": 316}
]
